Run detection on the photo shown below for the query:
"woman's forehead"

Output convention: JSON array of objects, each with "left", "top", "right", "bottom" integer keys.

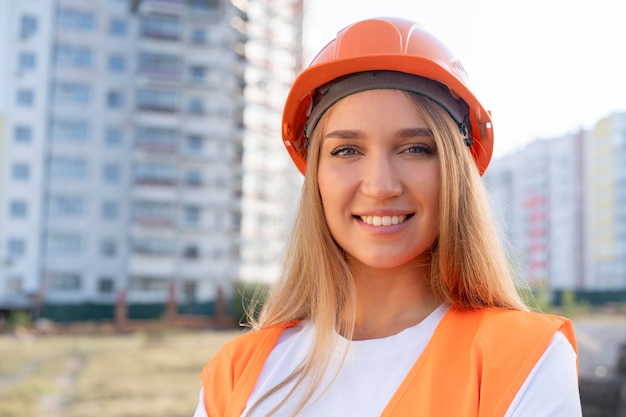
[{"left": 323, "top": 89, "right": 428, "bottom": 130}]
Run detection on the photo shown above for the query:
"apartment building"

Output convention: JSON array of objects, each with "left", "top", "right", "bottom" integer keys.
[
  {"left": 0, "top": 0, "right": 253, "bottom": 319},
  {"left": 239, "top": 0, "right": 304, "bottom": 284},
  {"left": 485, "top": 112, "right": 626, "bottom": 293},
  {"left": 586, "top": 112, "right": 626, "bottom": 289}
]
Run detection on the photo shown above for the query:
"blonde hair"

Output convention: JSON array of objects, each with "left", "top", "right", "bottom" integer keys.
[{"left": 246, "top": 92, "right": 526, "bottom": 416}]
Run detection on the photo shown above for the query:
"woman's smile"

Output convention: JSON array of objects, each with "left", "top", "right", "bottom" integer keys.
[{"left": 359, "top": 214, "right": 408, "bottom": 226}]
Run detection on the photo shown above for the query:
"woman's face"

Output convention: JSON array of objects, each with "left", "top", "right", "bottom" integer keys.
[{"left": 317, "top": 89, "right": 441, "bottom": 271}]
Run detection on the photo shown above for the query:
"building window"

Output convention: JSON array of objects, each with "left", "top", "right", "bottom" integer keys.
[
  {"left": 49, "top": 157, "right": 88, "bottom": 180},
  {"left": 6, "top": 238, "right": 26, "bottom": 257},
  {"left": 138, "top": 52, "right": 181, "bottom": 79},
  {"left": 55, "top": 45, "right": 93, "bottom": 68},
  {"left": 98, "top": 277, "right": 115, "bottom": 294},
  {"left": 184, "top": 206, "right": 201, "bottom": 225},
  {"left": 188, "top": 65, "right": 206, "bottom": 82},
  {"left": 48, "top": 272, "right": 81, "bottom": 290},
  {"left": 130, "top": 276, "right": 168, "bottom": 292},
  {"left": 11, "top": 163, "right": 30, "bottom": 181},
  {"left": 101, "top": 201, "right": 119, "bottom": 220},
  {"left": 103, "top": 164, "right": 121, "bottom": 183},
  {"left": 100, "top": 239, "right": 117, "bottom": 257},
  {"left": 108, "top": 54, "right": 126, "bottom": 72},
  {"left": 109, "top": 18, "right": 127, "bottom": 37},
  {"left": 46, "top": 234, "right": 83, "bottom": 256},
  {"left": 190, "top": 28, "right": 207, "bottom": 44},
  {"left": 16, "top": 89, "right": 34, "bottom": 106},
  {"left": 9, "top": 200, "right": 28, "bottom": 218},
  {"left": 56, "top": 8, "right": 95, "bottom": 31},
  {"left": 189, "top": 0, "right": 220, "bottom": 11},
  {"left": 53, "top": 82, "right": 91, "bottom": 106},
  {"left": 186, "top": 134, "right": 203, "bottom": 151},
  {"left": 140, "top": 15, "right": 180, "bottom": 40},
  {"left": 184, "top": 170, "right": 202, "bottom": 187},
  {"left": 14, "top": 126, "right": 32, "bottom": 143},
  {"left": 105, "top": 127, "right": 123, "bottom": 146},
  {"left": 131, "top": 238, "right": 175, "bottom": 256},
  {"left": 182, "top": 244, "right": 199, "bottom": 259},
  {"left": 188, "top": 98, "right": 204, "bottom": 114},
  {"left": 20, "top": 15, "right": 38, "bottom": 38},
  {"left": 132, "top": 200, "right": 176, "bottom": 226},
  {"left": 48, "top": 196, "right": 85, "bottom": 217},
  {"left": 137, "top": 89, "right": 179, "bottom": 112},
  {"left": 52, "top": 120, "right": 90, "bottom": 142},
  {"left": 107, "top": 91, "right": 124, "bottom": 109},
  {"left": 134, "top": 126, "right": 178, "bottom": 152},
  {"left": 134, "top": 162, "right": 177, "bottom": 186},
  {"left": 18, "top": 52, "right": 36, "bottom": 71}
]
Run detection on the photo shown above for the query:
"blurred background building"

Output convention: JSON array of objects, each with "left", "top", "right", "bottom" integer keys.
[
  {"left": 239, "top": 0, "right": 303, "bottom": 284},
  {"left": 0, "top": 0, "right": 303, "bottom": 321},
  {"left": 484, "top": 112, "right": 626, "bottom": 304}
]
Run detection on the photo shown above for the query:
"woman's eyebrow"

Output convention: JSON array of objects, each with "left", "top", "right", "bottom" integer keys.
[
  {"left": 325, "top": 127, "right": 433, "bottom": 139},
  {"left": 398, "top": 127, "right": 433, "bottom": 137},
  {"left": 325, "top": 129, "right": 361, "bottom": 139}
]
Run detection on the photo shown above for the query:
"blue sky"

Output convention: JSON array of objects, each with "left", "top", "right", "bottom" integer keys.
[{"left": 304, "top": 0, "right": 626, "bottom": 156}]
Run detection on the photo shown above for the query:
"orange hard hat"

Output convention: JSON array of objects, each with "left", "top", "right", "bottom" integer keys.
[{"left": 281, "top": 17, "right": 494, "bottom": 175}]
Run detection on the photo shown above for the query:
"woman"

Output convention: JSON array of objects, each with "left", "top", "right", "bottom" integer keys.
[{"left": 194, "top": 17, "right": 581, "bottom": 417}]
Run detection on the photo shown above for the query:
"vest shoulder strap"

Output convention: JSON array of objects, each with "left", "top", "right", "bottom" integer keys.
[{"left": 200, "top": 321, "right": 298, "bottom": 417}]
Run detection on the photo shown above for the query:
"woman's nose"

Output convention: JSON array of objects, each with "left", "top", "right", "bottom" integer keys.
[{"left": 360, "top": 154, "right": 403, "bottom": 200}]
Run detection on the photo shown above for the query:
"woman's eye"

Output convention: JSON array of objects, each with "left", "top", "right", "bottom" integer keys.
[
  {"left": 330, "top": 146, "right": 358, "bottom": 156},
  {"left": 405, "top": 143, "right": 434, "bottom": 155}
]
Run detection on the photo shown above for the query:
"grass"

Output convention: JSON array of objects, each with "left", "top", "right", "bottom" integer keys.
[{"left": 0, "top": 328, "right": 242, "bottom": 417}]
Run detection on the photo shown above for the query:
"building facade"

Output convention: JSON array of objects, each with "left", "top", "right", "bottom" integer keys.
[
  {"left": 0, "top": 0, "right": 262, "bottom": 319},
  {"left": 239, "top": 0, "right": 304, "bottom": 284},
  {"left": 484, "top": 112, "right": 626, "bottom": 295},
  {"left": 586, "top": 113, "right": 626, "bottom": 289}
]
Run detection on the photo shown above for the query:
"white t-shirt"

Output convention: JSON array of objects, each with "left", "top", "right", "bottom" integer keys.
[{"left": 193, "top": 305, "right": 581, "bottom": 416}]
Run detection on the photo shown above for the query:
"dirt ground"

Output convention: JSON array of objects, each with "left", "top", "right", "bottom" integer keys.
[{"left": 0, "top": 327, "right": 242, "bottom": 417}]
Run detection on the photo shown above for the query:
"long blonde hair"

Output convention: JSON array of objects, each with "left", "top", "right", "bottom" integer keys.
[{"left": 246, "top": 92, "right": 526, "bottom": 416}]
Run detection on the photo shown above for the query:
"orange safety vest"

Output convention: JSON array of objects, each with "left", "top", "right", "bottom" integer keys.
[{"left": 200, "top": 307, "right": 577, "bottom": 417}]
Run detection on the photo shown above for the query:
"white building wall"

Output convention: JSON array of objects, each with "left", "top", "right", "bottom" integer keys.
[
  {"left": 547, "top": 131, "right": 584, "bottom": 290},
  {"left": 0, "top": 0, "right": 54, "bottom": 306}
]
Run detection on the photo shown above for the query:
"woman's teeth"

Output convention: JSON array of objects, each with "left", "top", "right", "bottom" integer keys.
[{"left": 360, "top": 215, "right": 407, "bottom": 226}]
